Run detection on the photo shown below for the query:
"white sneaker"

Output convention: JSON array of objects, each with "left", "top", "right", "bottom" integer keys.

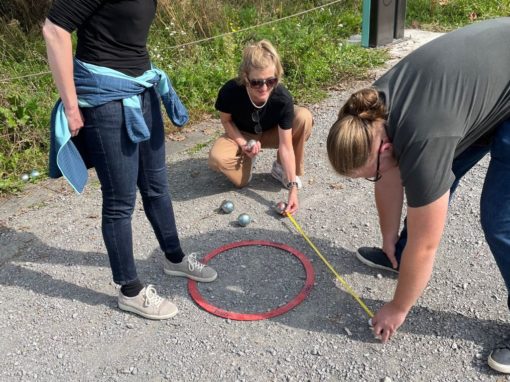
[
  {"left": 118, "top": 285, "right": 178, "bottom": 320},
  {"left": 271, "top": 161, "right": 303, "bottom": 189}
]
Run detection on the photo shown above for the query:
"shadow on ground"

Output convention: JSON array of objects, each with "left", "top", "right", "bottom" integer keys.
[
  {"left": 1, "top": 224, "right": 507, "bottom": 364},
  {"left": 167, "top": 157, "right": 283, "bottom": 202}
]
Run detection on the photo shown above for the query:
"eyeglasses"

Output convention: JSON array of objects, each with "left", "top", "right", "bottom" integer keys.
[
  {"left": 251, "top": 110, "right": 263, "bottom": 134},
  {"left": 248, "top": 77, "right": 278, "bottom": 89},
  {"left": 365, "top": 140, "right": 383, "bottom": 182}
]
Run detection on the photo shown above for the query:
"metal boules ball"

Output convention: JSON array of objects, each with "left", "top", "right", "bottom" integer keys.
[
  {"left": 30, "top": 169, "right": 40, "bottom": 179},
  {"left": 274, "top": 201, "right": 287, "bottom": 215},
  {"left": 220, "top": 200, "right": 235, "bottom": 214},
  {"left": 246, "top": 139, "right": 256, "bottom": 150},
  {"left": 237, "top": 213, "right": 251, "bottom": 227},
  {"left": 20, "top": 173, "right": 30, "bottom": 182}
]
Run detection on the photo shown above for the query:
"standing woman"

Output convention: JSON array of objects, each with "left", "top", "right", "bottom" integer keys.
[
  {"left": 43, "top": 0, "right": 216, "bottom": 320},
  {"left": 327, "top": 18, "right": 510, "bottom": 373},
  {"left": 208, "top": 39, "right": 313, "bottom": 215}
]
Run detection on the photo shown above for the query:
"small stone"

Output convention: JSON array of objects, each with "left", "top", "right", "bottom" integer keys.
[
  {"left": 344, "top": 327, "right": 352, "bottom": 336},
  {"left": 20, "top": 173, "right": 30, "bottom": 182},
  {"left": 57, "top": 354, "right": 63, "bottom": 359},
  {"left": 376, "top": 274, "right": 383, "bottom": 279},
  {"left": 72, "top": 313, "right": 78, "bottom": 319}
]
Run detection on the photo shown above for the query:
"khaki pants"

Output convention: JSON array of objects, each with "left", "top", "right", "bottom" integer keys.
[{"left": 208, "top": 106, "right": 313, "bottom": 188}]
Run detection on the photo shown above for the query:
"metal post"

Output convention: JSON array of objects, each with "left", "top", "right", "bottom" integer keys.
[{"left": 361, "top": 0, "right": 404, "bottom": 48}]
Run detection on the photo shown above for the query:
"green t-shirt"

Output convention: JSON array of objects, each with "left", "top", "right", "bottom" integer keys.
[{"left": 374, "top": 17, "right": 510, "bottom": 207}]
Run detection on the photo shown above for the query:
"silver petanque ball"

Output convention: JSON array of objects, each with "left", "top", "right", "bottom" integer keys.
[
  {"left": 30, "top": 169, "right": 40, "bottom": 179},
  {"left": 237, "top": 213, "right": 251, "bottom": 227},
  {"left": 246, "top": 139, "right": 256, "bottom": 150},
  {"left": 20, "top": 173, "right": 30, "bottom": 182},
  {"left": 220, "top": 200, "right": 235, "bottom": 214},
  {"left": 274, "top": 201, "right": 287, "bottom": 215}
]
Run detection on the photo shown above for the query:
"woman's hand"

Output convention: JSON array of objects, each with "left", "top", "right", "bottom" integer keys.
[
  {"left": 285, "top": 187, "right": 299, "bottom": 215},
  {"left": 242, "top": 140, "right": 261, "bottom": 158},
  {"left": 382, "top": 241, "right": 399, "bottom": 270},
  {"left": 66, "top": 107, "right": 84, "bottom": 137},
  {"left": 371, "top": 301, "right": 408, "bottom": 343}
]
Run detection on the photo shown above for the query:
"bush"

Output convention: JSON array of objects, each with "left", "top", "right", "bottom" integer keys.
[{"left": 0, "top": 0, "right": 52, "bottom": 33}]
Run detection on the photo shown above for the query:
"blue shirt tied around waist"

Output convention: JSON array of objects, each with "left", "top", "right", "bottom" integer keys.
[{"left": 49, "top": 58, "right": 188, "bottom": 193}]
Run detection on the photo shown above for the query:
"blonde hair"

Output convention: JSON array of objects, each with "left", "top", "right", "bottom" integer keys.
[
  {"left": 327, "top": 88, "right": 387, "bottom": 176},
  {"left": 237, "top": 39, "right": 284, "bottom": 85}
]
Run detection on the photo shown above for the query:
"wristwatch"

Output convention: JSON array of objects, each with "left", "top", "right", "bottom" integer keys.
[{"left": 286, "top": 181, "right": 299, "bottom": 189}]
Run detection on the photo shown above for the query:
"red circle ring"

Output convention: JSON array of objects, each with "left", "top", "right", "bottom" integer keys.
[{"left": 188, "top": 240, "right": 315, "bottom": 321}]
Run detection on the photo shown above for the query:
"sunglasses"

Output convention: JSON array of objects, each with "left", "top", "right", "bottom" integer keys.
[
  {"left": 365, "top": 140, "right": 383, "bottom": 182},
  {"left": 251, "top": 110, "right": 263, "bottom": 134},
  {"left": 248, "top": 77, "right": 278, "bottom": 89}
]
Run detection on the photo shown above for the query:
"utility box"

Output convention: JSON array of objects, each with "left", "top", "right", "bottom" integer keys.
[
  {"left": 361, "top": 0, "right": 406, "bottom": 48},
  {"left": 394, "top": 0, "right": 406, "bottom": 39}
]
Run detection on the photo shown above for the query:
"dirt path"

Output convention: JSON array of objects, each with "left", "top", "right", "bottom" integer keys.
[{"left": 1, "top": 29, "right": 508, "bottom": 382}]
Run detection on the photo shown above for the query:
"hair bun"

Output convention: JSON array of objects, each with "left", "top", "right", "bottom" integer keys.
[{"left": 340, "top": 88, "right": 386, "bottom": 122}]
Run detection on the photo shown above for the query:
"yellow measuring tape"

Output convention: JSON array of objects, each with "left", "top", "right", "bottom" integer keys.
[{"left": 285, "top": 212, "right": 374, "bottom": 318}]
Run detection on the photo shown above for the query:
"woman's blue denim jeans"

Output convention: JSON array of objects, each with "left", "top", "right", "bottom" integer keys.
[
  {"left": 81, "top": 87, "right": 181, "bottom": 285},
  {"left": 394, "top": 119, "right": 510, "bottom": 307}
]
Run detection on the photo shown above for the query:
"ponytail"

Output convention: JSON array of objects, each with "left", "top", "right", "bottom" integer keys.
[{"left": 327, "top": 88, "right": 387, "bottom": 176}]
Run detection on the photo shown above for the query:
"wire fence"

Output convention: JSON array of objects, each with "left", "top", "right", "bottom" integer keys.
[{"left": 0, "top": 0, "right": 345, "bottom": 83}]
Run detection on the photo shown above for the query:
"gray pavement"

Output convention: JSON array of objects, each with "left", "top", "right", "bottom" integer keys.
[{"left": 1, "top": 30, "right": 509, "bottom": 382}]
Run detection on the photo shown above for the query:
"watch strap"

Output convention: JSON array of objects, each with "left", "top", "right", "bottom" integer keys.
[{"left": 286, "top": 181, "right": 299, "bottom": 189}]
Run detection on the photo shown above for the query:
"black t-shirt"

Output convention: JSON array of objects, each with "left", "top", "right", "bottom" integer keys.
[
  {"left": 215, "top": 79, "right": 294, "bottom": 134},
  {"left": 47, "top": 0, "right": 156, "bottom": 76},
  {"left": 374, "top": 17, "right": 510, "bottom": 207}
]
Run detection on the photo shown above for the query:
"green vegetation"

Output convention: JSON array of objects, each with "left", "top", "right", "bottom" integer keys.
[
  {"left": 406, "top": 0, "right": 509, "bottom": 31},
  {"left": 0, "top": 0, "right": 508, "bottom": 194}
]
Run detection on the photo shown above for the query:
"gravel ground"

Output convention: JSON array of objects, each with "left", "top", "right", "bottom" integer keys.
[{"left": 1, "top": 30, "right": 509, "bottom": 382}]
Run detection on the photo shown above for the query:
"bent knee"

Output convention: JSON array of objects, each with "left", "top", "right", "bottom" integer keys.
[
  {"left": 208, "top": 151, "right": 222, "bottom": 171},
  {"left": 294, "top": 107, "right": 313, "bottom": 133}
]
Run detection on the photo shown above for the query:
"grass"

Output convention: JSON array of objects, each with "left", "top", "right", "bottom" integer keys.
[
  {"left": 0, "top": 0, "right": 508, "bottom": 195},
  {"left": 406, "top": 0, "right": 510, "bottom": 31}
]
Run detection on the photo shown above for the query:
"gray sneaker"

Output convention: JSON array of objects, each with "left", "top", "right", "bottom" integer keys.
[
  {"left": 163, "top": 253, "right": 217, "bottom": 282},
  {"left": 118, "top": 285, "right": 178, "bottom": 320},
  {"left": 271, "top": 160, "right": 303, "bottom": 189},
  {"left": 488, "top": 340, "right": 510, "bottom": 374}
]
